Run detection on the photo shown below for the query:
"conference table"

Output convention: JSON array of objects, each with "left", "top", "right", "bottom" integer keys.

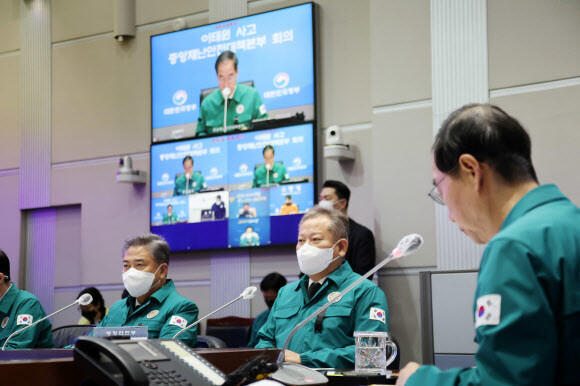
[{"left": 0, "top": 347, "right": 397, "bottom": 385}]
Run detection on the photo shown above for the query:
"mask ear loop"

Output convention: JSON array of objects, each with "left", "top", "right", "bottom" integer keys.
[{"left": 149, "top": 264, "right": 164, "bottom": 291}]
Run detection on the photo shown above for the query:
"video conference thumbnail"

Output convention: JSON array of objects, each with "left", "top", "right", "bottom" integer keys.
[{"left": 151, "top": 3, "right": 315, "bottom": 141}]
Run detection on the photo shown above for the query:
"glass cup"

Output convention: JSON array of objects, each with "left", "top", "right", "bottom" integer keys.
[{"left": 354, "top": 331, "right": 397, "bottom": 376}]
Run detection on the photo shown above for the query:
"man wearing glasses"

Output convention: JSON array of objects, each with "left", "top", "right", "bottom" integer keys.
[{"left": 397, "top": 104, "right": 580, "bottom": 385}]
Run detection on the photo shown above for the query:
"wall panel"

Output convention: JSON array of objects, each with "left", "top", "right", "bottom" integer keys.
[
  {"left": 137, "top": 0, "right": 208, "bottom": 26},
  {"left": 371, "top": 105, "right": 437, "bottom": 268},
  {"left": 370, "top": 0, "right": 431, "bottom": 107},
  {"left": 491, "top": 85, "right": 580, "bottom": 205},
  {"left": 488, "top": 0, "right": 580, "bottom": 89},
  {"left": 0, "top": 174, "right": 22, "bottom": 286},
  {"left": 0, "top": 54, "right": 20, "bottom": 170},
  {"left": 0, "top": 0, "right": 20, "bottom": 53},
  {"left": 52, "top": 0, "right": 114, "bottom": 43}
]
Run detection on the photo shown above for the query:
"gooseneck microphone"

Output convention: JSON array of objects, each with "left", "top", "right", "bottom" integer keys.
[
  {"left": 172, "top": 286, "right": 257, "bottom": 339},
  {"left": 2, "top": 293, "right": 93, "bottom": 350},
  {"left": 222, "top": 87, "right": 231, "bottom": 132}
]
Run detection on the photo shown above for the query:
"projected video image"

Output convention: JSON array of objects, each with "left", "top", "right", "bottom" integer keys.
[
  {"left": 150, "top": 122, "right": 316, "bottom": 251},
  {"left": 151, "top": 3, "right": 315, "bottom": 141}
]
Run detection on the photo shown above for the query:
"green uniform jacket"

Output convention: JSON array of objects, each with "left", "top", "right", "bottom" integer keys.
[
  {"left": 248, "top": 309, "right": 269, "bottom": 348},
  {"left": 0, "top": 283, "right": 54, "bottom": 349},
  {"left": 256, "top": 262, "right": 388, "bottom": 368},
  {"left": 252, "top": 162, "right": 289, "bottom": 188},
  {"left": 173, "top": 172, "right": 207, "bottom": 196},
  {"left": 196, "top": 84, "right": 268, "bottom": 136},
  {"left": 409, "top": 184, "right": 580, "bottom": 385},
  {"left": 240, "top": 233, "right": 260, "bottom": 247},
  {"left": 163, "top": 213, "right": 178, "bottom": 224},
  {"left": 96, "top": 280, "right": 199, "bottom": 348}
]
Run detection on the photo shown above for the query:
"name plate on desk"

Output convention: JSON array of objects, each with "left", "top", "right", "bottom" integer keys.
[{"left": 92, "top": 326, "right": 148, "bottom": 340}]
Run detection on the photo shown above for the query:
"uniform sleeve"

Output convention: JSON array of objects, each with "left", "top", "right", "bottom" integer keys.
[
  {"left": 280, "top": 164, "right": 290, "bottom": 182},
  {"left": 4, "top": 298, "right": 54, "bottom": 350},
  {"left": 255, "top": 298, "right": 280, "bottom": 349},
  {"left": 158, "top": 301, "right": 199, "bottom": 348},
  {"left": 407, "top": 239, "right": 557, "bottom": 386},
  {"left": 352, "top": 228, "right": 376, "bottom": 277},
  {"left": 253, "top": 89, "right": 268, "bottom": 120},
  {"left": 173, "top": 179, "right": 180, "bottom": 196},
  {"left": 196, "top": 103, "right": 208, "bottom": 136},
  {"left": 300, "top": 286, "right": 388, "bottom": 368},
  {"left": 200, "top": 174, "right": 207, "bottom": 189}
]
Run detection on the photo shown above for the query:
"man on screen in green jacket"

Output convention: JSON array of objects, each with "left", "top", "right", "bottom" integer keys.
[{"left": 396, "top": 104, "right": 580, "bottom": 385}]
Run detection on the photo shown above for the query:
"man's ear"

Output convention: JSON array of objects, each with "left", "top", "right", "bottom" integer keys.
[
  {"left": 458, "top": 154, "right": 483, "bottom": 191},
  {"left": 159, "top": 263, "right": 169, "bottom": 279},
  {"left": 337, "top": 239, "right": 348, "bottom": 258}
]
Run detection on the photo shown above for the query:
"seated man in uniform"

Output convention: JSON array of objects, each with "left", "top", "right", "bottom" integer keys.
[
  {"left": 162, "top": 204, "right": 178, "bottom": 224},
  {"left": 256, "top": 206, "right": 388, "bottom": 368},
  {"left": 173, "top": 155, "right": 207, "bottom": 196},
  {"left": 238, "top": 203, "right": 257, "bottom": 218},
  {"left": 96, "top": 234, "right": 199, "bottom": 347},
  {"left": 248, "top": 272, "right": 287, "bottom": 348},
  {"left": 397, "top": 104, "right": 580, "bottom": 385},
  {"left": 0, "top": 250, "right": 54, "bottom": 349},
  {"left": 253, "top": 145, "right": 290, "bottom": 188},
  {"left": 196, "top": 50, "right": 268, "bottom": 135},
  {"left": 240, "top": 226, "right": 260, "bottom": 247},
  {"left": 280, "top": 195, "right": 299, "bottom": 215}
]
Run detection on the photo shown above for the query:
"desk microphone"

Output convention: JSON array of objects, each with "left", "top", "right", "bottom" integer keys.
[
  {"left": 222, "top": 87, "right": 231, "bottom": 132},
  {"left": 269, "top": 234, "right": 423, "bottom": 384},
  {"left": 2, "top": 293, "right": 93, "bottom": 350},
  {"left": 173, "top": 286, "right": 257, "bottom": 339}
]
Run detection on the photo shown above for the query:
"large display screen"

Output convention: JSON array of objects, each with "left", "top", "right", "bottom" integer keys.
[
  {"left": 150, "top": 123, "right": 316, "bottom": 251},
  {"left": 151, "top": 3, "right": 315, "bottom": 142}
]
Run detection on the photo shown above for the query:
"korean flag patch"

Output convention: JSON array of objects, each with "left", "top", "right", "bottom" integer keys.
[
  {"left": 369, "top": 307, "right": 386, "bottom": 324},
  {"left": 259, "top": 104, "right": 267, "bottom": 115},
  {"left": 17, "top": 314, "right": 33, "bottom": 326},
  {"left": 475, "top": 294, "right": 501, "bottom": 329},
  {"left": 169, "top": 315, "right": 188, "bottom": 329}
]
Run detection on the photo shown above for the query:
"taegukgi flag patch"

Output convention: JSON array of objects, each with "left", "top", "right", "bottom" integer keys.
[
  {"left": 369, "top": 307, "right": 386, "bottom": 324},
  {"left": 475, "top": 294, "right": 501, "bottom": 328},
  {"left": 17, "top": 314, "right": 33, "bottom": 326},
  {"left": 169, "top": 315, "right": 188, "bottom": 329}
]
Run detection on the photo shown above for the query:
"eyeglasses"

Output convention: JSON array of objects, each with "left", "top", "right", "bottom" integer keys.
[{"left": 428, "top": 175, "right": 448, "bottom": 205}]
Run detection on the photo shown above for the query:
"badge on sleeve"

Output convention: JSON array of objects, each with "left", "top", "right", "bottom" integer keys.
[
  {"left": 259, "top": 104, "right": 267, "bottom": 115},
  {"left": 475, "top": 294, "right": 501, "bottom": 328},
  {"left": 17, "top": 314, "right": 33, "bottom": 326},
  {"left": 236, "top": 104, "right": 245, "bottom": 114},
  {"left": 147, "top": 310, "right": 159, "bottom": 319},
  {"left": 369, "top": 307, "right": 386, "bottom": 324},
  {"left": 169, "top": 315, "right": 188, "bottom": 329},
  {"left": 1, "top": 317, "right": 8, "bottom": 328}
]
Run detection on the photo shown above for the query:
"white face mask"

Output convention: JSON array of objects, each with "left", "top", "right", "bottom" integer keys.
[
  {"left": 297, "top": 240, "right": 341, "bottom": 276},
  {"left": 122, "top": 265, "right": 161, "bottom": 298},
  {"left": 318, "top": 199, "right": 342, "bottom": 210}
]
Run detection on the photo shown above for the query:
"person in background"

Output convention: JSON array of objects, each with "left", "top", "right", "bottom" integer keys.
[
  {"left": 247, "top": 272, "right": 287, "bottom": 348},
  {"left": 396, "top": 104, "right": 580, "bottom": 385},
  {"left": 240, "top": 226, "right": 260, "bottom": 247},
  {"left": 211, "top": 195, "right": 226, "bottom": 220},
  {"left": 77, "top": 287, "right": 109, "bottom": 326},
  {"left": 95, "top": 234, "right": 199, "bottom": 347},
  {"left": 280, "top": 194, "right": 299, "bottom": 215},
  {"left": 0, "top": 250, "right": 54, "bottom": 349},
  {"left": 253, "top": 145, "right": 290, "bottom": 188},
  {"left": 256, "top": 206, "right": 388, "bottom": 368},
  {"left": 238, "top": 203, "right": 257, "bottom": 218},
  {"left": 163, "top": 204, "right": 178, "bottom": 224},
  {"left": 173, "top": 155, "right": 207, "bottom": 196},
  {"left": 319, "top": 180, "right": 376, "bottom": 279}
]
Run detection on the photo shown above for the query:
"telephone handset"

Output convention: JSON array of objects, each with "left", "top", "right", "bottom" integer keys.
[{"left": 74, "top": 336, "right": 227, "bottom": 386}]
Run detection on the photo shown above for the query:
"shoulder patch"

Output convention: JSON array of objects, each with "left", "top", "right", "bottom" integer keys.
[
  {"left": 369, "top": 307, "right": 386, "bottom": 324},
  {"left": 17, "top": 314, "right": 33, "bottom": 326},
  {"left": 147, "top": 310, "right": 159, "bottom": 319},
  {"left": 475, "top": 294, "right": 501, "bottom": 328},
  {"left": 259, "top": 104, "right": 267, "bottom": 115},
  {"left": 1, "top": 317, "right": 8, "bottom": 328},
  {"left": 169, "top": 315, "right": 188, "bottom": 329}
]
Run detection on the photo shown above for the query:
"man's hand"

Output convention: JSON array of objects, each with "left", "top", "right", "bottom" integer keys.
[
  {"left": 284, "top": 350, "right": 301, "bottom": 364},
  {"left": 395, "top": 362, "right": 421, "bottom": 385}
]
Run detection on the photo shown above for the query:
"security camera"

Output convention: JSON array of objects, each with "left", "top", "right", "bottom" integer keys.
[
  {"left": 117, "top": 156, "right": 147, "bottom": 184},
  {"left": 325, "top": 125, "right": 343, "bottom": 146}
]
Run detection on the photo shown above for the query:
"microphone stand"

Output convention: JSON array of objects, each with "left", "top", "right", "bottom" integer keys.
[{"left": 2, "top": 301, "right": 81, "bottom": 350}]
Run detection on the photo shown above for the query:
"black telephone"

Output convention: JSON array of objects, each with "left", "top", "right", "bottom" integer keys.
[{"left": 74, "top": 336, "right": 227, "bottom": 386}]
